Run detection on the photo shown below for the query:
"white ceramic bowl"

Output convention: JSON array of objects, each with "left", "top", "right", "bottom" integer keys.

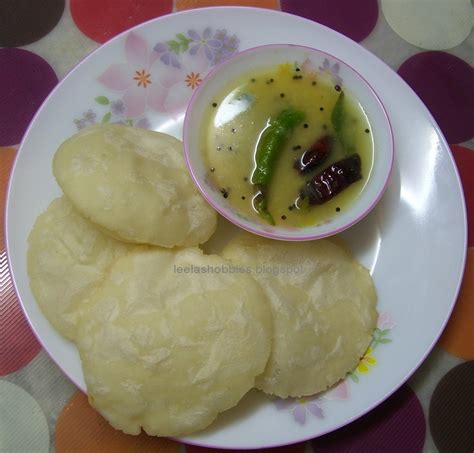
[{"left": 183, "top": 44, "right": 394, "bottom": 240}]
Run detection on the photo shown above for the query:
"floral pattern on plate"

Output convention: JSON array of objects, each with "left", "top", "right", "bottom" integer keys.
[
  {"left": 301, "top": 57, "right": 344, "bottom": 87},
  {"left": 73, "top": 28, "right": 240, "bottom": 129},
  {"left": 274, "top": 311, "right": 395, "bottom": 424},
  {"left": 349, "top": 311, "right": 395, "bottom": 382},
  {"left": 275, "top": 395, "right": 324, "bottom": 425}
]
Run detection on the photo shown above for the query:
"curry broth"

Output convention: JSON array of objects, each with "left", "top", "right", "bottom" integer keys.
[{"left": 202, "top": 64, "right": 374, "bottom": 227}]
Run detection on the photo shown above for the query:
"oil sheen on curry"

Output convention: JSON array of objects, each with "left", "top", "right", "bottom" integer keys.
[{"left": 202, "top": 64, "right": 374, "bottom": 227}]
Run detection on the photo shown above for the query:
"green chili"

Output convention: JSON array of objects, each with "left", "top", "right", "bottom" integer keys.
[
  {"left": 252, "top": 108, "right": 305, "bottom": 187},
  {"left": 251, "top": 108, "right": 305, "bottom": 224},
  {"left": 331, "top": 91, "right": 355, "bottom": 154},
  {"left": 331, "top": 91, "right": 345, "bottom": 144}
]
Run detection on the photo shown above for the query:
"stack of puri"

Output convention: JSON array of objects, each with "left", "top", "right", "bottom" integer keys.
[{"left": 27, "top": 124, "right": 377, "bottom": 437}]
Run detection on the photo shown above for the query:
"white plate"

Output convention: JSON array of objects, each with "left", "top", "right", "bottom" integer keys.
[{"left": 6, "top": 7, "right": 467, "bottom": 449}]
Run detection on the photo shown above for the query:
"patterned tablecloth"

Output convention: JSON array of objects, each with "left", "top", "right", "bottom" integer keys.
[{"left": 1, "top": 1, "right": 473, "bottom": 452}]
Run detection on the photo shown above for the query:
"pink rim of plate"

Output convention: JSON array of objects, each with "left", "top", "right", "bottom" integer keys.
[
  {"left": 4, "top": 6, "right": 466, "bottom": 451},
  {"left": 183, "top": 42, "right": 395, "bottom": 242}
]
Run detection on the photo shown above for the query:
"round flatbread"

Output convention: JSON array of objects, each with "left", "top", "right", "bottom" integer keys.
[
  {"left": 76, "top": 247, "right": 272, "bottom": 437},
  {"left": 27, "top": 197, "right": 132, "bottom": 340},
  {"left": 53, "top": 124, "right": 217, "bottom": 247},
  {"left": 222, "top": 232, "right": 378, "bottom": 398}
]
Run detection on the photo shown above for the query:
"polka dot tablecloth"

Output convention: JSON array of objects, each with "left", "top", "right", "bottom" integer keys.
[{"left": 1, "top": 1, "right": 473, "bottom": 451}]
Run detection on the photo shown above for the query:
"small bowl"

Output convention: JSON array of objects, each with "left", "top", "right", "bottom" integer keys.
[{"left": 183, "top": 44, "right": 393, "bottom": 241}]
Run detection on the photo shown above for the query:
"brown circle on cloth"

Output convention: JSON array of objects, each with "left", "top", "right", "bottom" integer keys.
[
  {"left": 429, "top": 361, "right": 474, "bottom": 453},
  {"left": 0, "top": 0, "right": 65, "bottom": 47}
]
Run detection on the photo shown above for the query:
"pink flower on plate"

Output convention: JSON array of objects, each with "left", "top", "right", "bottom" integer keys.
[
  {"left": 98, "top": 32, "right": 210, "bottom": 118},
  {"left": 301, "top": 57, "right": 343, "bottom": 86},
  {"left": 321, "top": 380, "right": 349, "bottom": 401},
  {"left": 155, "top": 49, "right": 210, "bottom": 116},
  {"left": 301, "top": 58, "right": 318, "bottom": 77},
  {"left": 378, "top": 311, "right": 396, "bottom": 330},
  {"left": 274, "top": 396, "right": 324, "bottom": 425}
]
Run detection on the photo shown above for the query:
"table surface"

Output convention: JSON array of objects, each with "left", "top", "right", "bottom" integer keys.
[{"left": 1, "top": 1, "right": 473, "bottom": 452}]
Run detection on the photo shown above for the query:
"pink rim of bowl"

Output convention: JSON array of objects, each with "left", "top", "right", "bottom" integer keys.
[{"left": 183, "top": 43, "right": 394, "bottom": 241}]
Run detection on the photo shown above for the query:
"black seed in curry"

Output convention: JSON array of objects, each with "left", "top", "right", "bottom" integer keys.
[{"left": 220, "top": 188, "right": 229, "bottom": 199}]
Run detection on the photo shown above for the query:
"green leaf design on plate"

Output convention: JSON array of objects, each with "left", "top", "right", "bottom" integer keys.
[
  {"left": 101, "top": 112, "right": 112, "bottom": 124},
  {"left": 370, "top": 338, "right": 380, "bottom": 349},
  {"left": 177, "top": 33, "right": 192, "bottom": 51},
  {"left": 348, "top": 372, "right": 359, "bottom": 383},
  {"left": 95, "top": 96, "right": 110, "bottom": 105},
  {"left": 167, "top": 33, "right": 193, "bottom": 54},
  {"left": 348, "top": 321, "right": 394, "bottom": 383}
]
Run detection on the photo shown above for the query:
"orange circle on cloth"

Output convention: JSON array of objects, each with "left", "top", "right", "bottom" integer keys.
[
  {"left": 56, "top": 391, "right": 180, "bottom": 453},
  {"left": 70, "top": 0, "right": 173, "bottom": 44},
  {"left": 176, "top": 0, "right": 279, "bottom": 10},
  {"left": 1, "top": 147, "right": 42, "bottom": 375},
  {"left": 438, "top": 247, "right": 474, "bottom": 359}
]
